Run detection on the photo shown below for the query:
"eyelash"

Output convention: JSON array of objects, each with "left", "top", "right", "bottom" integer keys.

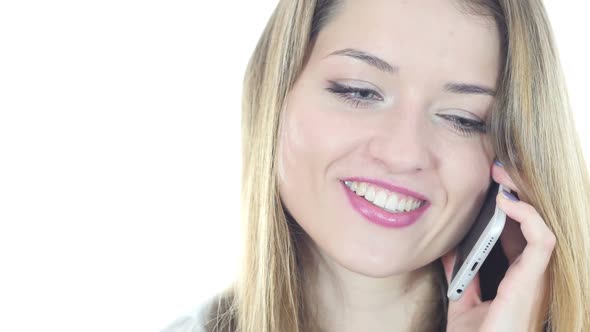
[
  {"left": 436, "top": 114, "right": 487, "bottom": 137},
  {"left": 325, "top": 81, "right": 487, "bottom": 137},
  {"left": 325, "top": 81, "right": 383, "bottom": 108}
]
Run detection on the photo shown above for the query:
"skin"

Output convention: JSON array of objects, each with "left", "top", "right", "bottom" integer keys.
[{"left": 277, "top": 0, "right": 555, "bottom": 330}]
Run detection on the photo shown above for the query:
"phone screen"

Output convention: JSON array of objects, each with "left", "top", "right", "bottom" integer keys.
[{"left": 451, "top": 181, "right": 500, "bottom": 280}]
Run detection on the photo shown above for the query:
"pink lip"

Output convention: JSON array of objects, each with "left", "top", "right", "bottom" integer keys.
[{"left": 340, "top": 178, "right": 430, "bottom": 228}]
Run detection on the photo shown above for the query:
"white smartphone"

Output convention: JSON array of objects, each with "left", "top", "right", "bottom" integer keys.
[{"left": 447, "top": 181, "right": 508, "bottom": 301}]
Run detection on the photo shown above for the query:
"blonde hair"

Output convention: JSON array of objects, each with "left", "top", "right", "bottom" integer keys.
[{"left": 205, "top": 0, "right": 590, "bottom": 331}]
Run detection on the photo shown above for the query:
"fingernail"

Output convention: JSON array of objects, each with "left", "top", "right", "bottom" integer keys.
[
  {"left": 502, "top": 189, "right": 519, "bottom": 202},
  {"left": 494, "top": 159, "right": 504, "bottom": 167}
]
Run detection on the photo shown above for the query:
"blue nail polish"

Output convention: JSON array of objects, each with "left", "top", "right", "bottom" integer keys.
[
  {"left": 502, "top": 189, "right": 519, "bottom": 201},
  {"left": 494, "top": 159, "right": 504, "bottom": 167}
]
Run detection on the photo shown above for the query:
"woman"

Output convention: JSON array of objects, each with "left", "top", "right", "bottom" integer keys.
[{"left": 164, "top": 0, "right": 590, "bottom": 331}]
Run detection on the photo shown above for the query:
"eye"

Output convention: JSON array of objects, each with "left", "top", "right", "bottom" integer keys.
[
  {"left": 437, "top": 113, "right": 487, "bottom": 137},
  {"left": 325, "top": 80, "right": 384, "bottom": 108}
]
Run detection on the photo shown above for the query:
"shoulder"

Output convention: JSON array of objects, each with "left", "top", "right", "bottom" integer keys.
[{"left": 160, "top": 298, "right": 214, "bottom": 332}]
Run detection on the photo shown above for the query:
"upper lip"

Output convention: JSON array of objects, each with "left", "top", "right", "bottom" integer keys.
[{"left": 341, "top": 176, "right": 429, "bottom": 202}]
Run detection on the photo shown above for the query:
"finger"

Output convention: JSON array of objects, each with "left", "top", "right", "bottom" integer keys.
[
  {"left": 491, "top": 161, "right": 519, "bottom": 194},
  {"left": 496, "top": 191, "right": 556, "bottom": 275},
  {"left": 441, "top": 250, "right": 482, "bottom": 318},
  {"left": 499, "top": 217, "right": 527, "bottom": 264}
]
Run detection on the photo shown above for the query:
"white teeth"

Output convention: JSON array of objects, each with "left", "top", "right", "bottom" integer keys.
[
  {"left": 365, "top": 186, "right": 376, "bottom": 201},
  {"left": 356, "top": 182, "right": 367, "bottom": 196},
  {"left": 405, "top": 199, "right": 413, "bottom": 212},
  {"left": 385, "top": 194, "right": 399, "bottom": 211},
  {"left": 399, "top": 198, "right": 407, "bottom": 211},
  {"left": 373, "top": 190, "right": 388, "bottom": 208},
  {"left": 345, "top": 180, "right": 424, "bottom": 213}
]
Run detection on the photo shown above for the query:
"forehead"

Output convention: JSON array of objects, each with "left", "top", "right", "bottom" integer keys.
[{"left": 311, "top": 0, "right": 501, "bottom": 83}]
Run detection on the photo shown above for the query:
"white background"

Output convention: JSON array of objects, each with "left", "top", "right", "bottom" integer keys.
[{"left": 0, "top": 1, "right": 588, "bottom": 331}]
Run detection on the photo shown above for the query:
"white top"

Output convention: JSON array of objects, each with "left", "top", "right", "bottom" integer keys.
[{"left": 160, "top": 299, "right": 211, "bottom": 332}]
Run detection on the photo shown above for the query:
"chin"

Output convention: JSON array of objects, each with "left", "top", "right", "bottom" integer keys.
[{"left": 332, "top": 249, "right": 423, "bottom": 279}]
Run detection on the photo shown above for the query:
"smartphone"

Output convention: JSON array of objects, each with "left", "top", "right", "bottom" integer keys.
[{"left": 447, "top": 181, "right": 508, "bottom": 301}]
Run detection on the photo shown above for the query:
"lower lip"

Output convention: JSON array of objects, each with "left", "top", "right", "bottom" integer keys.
[{"left": 342, "top": 181, "right": 429, "bottom": 228}]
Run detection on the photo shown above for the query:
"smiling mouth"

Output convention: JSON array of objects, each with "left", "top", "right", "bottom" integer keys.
[{"left": 344, "top": 180, "right": 426, "bottom": 213}]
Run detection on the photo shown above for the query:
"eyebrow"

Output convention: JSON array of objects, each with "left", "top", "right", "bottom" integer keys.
[
  {"left": 326, "top": 48, "right": 398, "bottom": 73},
  {"left": 325, "top": 48, "right": 496, "bottom": 96},
  {"left": 444, "top": 82, "right": 496, "bottom": 96}
]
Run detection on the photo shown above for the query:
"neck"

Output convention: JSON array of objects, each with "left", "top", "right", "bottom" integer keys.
[{"left": 302, "top": 241, "right": 443, "bottom": 332}]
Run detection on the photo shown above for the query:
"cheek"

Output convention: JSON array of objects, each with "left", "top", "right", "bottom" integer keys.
[
  {"left": 276, "top": 89, "right": 363, "bottom": 242},
  {"left": 277, "top": 92, "right": 360, "bottom": 185},
  {"left": 276, "top": 98, "right": 342, "bottom": 253},
  {"left": 277, "top": 106, "right": 322, "bottom": 186},
  {"left": 276, "top": 95, "right": 331, "bottom": 212},
  {"left": 435, "top": 128, "right": 494, "bottom": 192},
  {"left": 433, "top": 141, "right": 493, "bottom": 251}
]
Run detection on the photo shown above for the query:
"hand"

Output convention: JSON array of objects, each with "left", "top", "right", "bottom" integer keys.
[{"left": 441, "top": 161, "right": 556, "bottom": 332}]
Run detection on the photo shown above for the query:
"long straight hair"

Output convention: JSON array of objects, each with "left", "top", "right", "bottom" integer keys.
[{"left": 206, "top": 0, "right": 590, "bottom": 331}]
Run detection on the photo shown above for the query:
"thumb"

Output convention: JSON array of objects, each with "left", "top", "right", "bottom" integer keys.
[{"left": 441, "top": 249, "right": 483, "bottom": 317}]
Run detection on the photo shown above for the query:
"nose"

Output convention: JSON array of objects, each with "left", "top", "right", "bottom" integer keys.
[{"left": 367, "top": 106, "right": 434, "bottom": 174}]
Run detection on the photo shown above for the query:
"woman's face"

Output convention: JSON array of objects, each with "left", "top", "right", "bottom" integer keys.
[{"left": 278, "top": 0, "right": 500, "bottom": 277}]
